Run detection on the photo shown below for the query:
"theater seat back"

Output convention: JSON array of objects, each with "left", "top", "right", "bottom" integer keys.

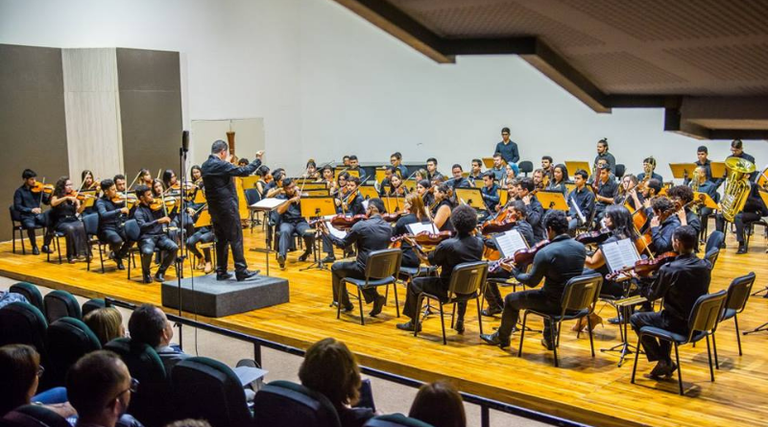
[{"left": 252, "top": 380, "right": 341, "bottom": 427}]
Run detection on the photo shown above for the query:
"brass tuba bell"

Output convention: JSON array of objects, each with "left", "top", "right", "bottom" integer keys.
[{"left": 719, "top": 156, "right": 755, "bottom": 222}]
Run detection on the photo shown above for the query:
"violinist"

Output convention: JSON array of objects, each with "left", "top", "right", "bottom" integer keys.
[
  {"left": 468, "top": 159, "right": 483, "bottom": 185},
  {"left": 390, "top": 151, "right": 408, "bottom": 178},
  {"left": 648, "top": 197, "right": 681, "bottom": 255},
  {"left": 348, "top": 155, "right": 367, "bottom": 183},
  {"left": 95, "top": 179, "right": 133, "bottom": 270},
  {"left": 255, "top": 166, "right": 272, "bottom": 198},
  {"left": 322, "top": 198, "right": 392, "bottom": 314},
  {"left": 480, "top": 173, "right": 500, "bottom": 214},
  {"left": 616, "top": 174, "right": 641, "bottom": 209},
  {"left": 416, "top": 179, "right": 434, "bottom": 209},
  {"left": 629, "top": 226, "right": 711, "bottom": 380},
  {"left": 431, "top": 184, "right": 456, "bottom": 233},
  {"left": 532, "top": 169, "right": 545, "bottom": 191},
  {"left": 133, "top": 184, "right": 178, "bottom": 283},
  {"left": 387, "top": 173, "right": 408, "bottom": 197},
  {"left": 342, "top": 155, "right": 351, "bottom": 167},
  {"left": 329, "top": 171, "right": 349, "bottom": 200},
  {"left": 546, "top": 164, "right": 568, "bottom": 195},
  {"left": 393, "top": 193, "right": 431, "bottom": 269},
  {"left": 50, "top": 177, "right": 89, "bottom": 263},
  {"left": 593, "top": 164, "right": 618, "bottom": 224},
  {"left": 541, "top": 156, "right": 555, "bottom": 184},
  {"left": 113, "top": 174, "right": 127, "bottom": 193},
  {"left": 500, "top": 162, "right": 518, "bottom": 189},
  {"left": 264, "top": 169, "right": 286, "bottom": 199},
  {"left": 13, "top": 169, "right": 52, "bottom": 255},
  {"left": 304, "top": 159, "right": 320, "bottom": 181},
  {"left": 138, "top": 169, "right": 153, "bottom": 188},
  {"left": 489, "top": 153, "right": 505, "bottom": 182},
  {"left": 186, "top": 212, "right": 214, "bottom": 274},
  {"left": 516, "top": 177, "right": 545, "bottom": 243},
  {"left": 237, "top": 158, "right": 250, "bottom": 168},
  {"left": 481, "top": 210, "right": 586, "bottom": 350},
  {"left": 80, "top": 170, "right": 99, "bottom": 214},
  {"left": 413, "top": 168, "right": 428, "bottom": 183},
  {"left": 162, "top": 170, "right": 179, "bottom": 194},
  {"left": 319, "top": 165, "right": 334, "bottom": 186},
  {"left": 567, "top": 170, "right": 595, "bottom": 233},
  {"left": 187, "top": 166, "right": 205, "bottom": 209},
  {"left": 637, "top": 157, "right": 663, "bottom": 184},
  {"left": 482, "top": 200, "right": 533, "bottom": 316},
  {"left": 397, "top": 205, "right": 484, "bottom": 333},
  {"left": 151, "top": 179, "right": 165, "bottom": 198},
  {"left": 378, "top": 166, "right": 396, "bottom": 197},
  {"left": 275, "top": 179, "right": 314, "bottom": 269},
  {"left": 447, "top": 164, "right": 471, "bottom": 190},
  {"left": 338, "top": 177, "right": 364, "bottom": 215},
  {"left": 666, "top": 186, "right": 701, "bottom": 239}
]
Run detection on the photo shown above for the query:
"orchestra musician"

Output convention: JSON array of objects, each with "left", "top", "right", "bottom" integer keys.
[
  {"left": 386, "top": 173, "right": 408, "bottom": 197},
  {"left": 494, "top": 127, "right": 520, "bottom": 166},
  {"left": 393, "top": 193, "right": 431, "bottom": 269},
  {"left": 254, "top": 165, "right": 272, "bottom": 197},
  {"left": 95, "top": 179, "right": 133, "bottom": 270},
  {"left": 397, "top": 205, "right": 484, "bottom": 333},
  {"left": 631, "top": 178, "right": 662, "bottom": 217},
  {"left": 479, "top": 173, "right": 501, "bottom": 214},
  {"left": 541, "top": 156, "right": 555, "bottom": 183},
  {"left": 275, "top": 179, "right": 315, "bottom": 269},
  {"left": 162, "top": 169, "right": 179, "bottom": 192},
  {"left": 516, "top": 177, "right": 545, "bottom": 243},
  {"left": 138, "top": 169, "right": 153, "bottom": 188},
  {"left": 482, "top": 200, "right": 534, "bottom": 316},
  {"left": 468, "top": 159, "right": 483, "bottom": 185},
  {"left": 688, "top": 166, "right": 719, "bottom": 233},
  {"left": 319, "top": 164, "right": 334, "bottom": 186},
  {"left": 264, "top": 169, "right": 286, "bottom": 199},
  {"left": 615, "top": 174, "right": 640, "bottom": 209},
  {"left": 648, "top": 197, "right": 680, "bottom": 255},
  {"left": 666, "top": 186, "right": 701, "bottom": 239},
  {"left": 80, "top": 170, "right": 99, "bottom": 214},
  {"left": 431, "top": 184, "right": 456, "bottom": 233},
  {"left": 629, "top": 226, "right": 710, "bottom": 379},
  {"left": 480, "top": 210, "right": 586, "bottom": 350},
  {"left": 133, "top": 184, "right": 178, "bottom": 283},
  {"left": 716, "top": 183, "right": 768, "bottom": 254},
  {"left": 322, "top": 198, "right": 392, "bottom": 315},
  {"left": 237, "top": 158, "right": 250, "bottom": 168},
  {"left": 304, "top": 159, "right": 320, "bottom": 181},
  {"left": 693, "top": 146, "right": 714, "bottom": 183},
  {"left": 342, "top": 155, "right": 351, "bottom": 167},
  {"left": 201, "top": 140, "right": 264, "bottom": 281},
  {"left": 489, "top": 153, "right": 505, "bottom": 182},
  {"left": 426, "top": 158, "right": 442, "bottom": 182},
  {"left": 50, "top": 177, "right": 90, "bottom": 264},
  {"left": 500, "top": 162, "right": 518, "bottom": 189},
  {"left": 416, "top": 179, "right": 434, "bottom": 209},
  {"left": 348, "top": 155, "right": 367, "bottom": 182},
  {"left": 637, "top": 157, "right": 663, "bottom": 183},
  {"left": 593, "top": 164, "right": 618, "bottom": 224},
  {"left": 186, "top": 218, "right": 214, "bottom": 274},
  {"left": 532, "top": 169, "right": 545, "bottom": 191},
  {"left": 13, "top": 169, "right": 52, "bottom": 255},
  {"left": 113, "top": 174, "right": 127, "bottom": 193},
  {"left": 721, "top": 139, "right": 757, "bottom": 183},
  {"left": 567, "top": 169, "right": 595, "bottom": 233},
  {"left": 447, "top": 164, "right": 471, "bottom": 189},
  {"left": 337, "top": 177, "right": 364, "bottom": 215},
  {"left": 546, "top": 164, "right": 568, "bottom": 195},
  {"left": 390, "top": 152, "right": 408, "bottom": 178},
  {"left": 593, "top": 138, "right": 616, "bottom": 178},
  {"left": 414, "top": 168, "right": 428, "bottom": 183},
  {"left": 329, "top": 171, "right": 348, "bottom": 200}
]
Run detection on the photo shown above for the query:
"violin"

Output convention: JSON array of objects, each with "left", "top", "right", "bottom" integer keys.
[
  {"left": 391, "top": 230, "right": 453, "bottom": 249},
  {"left": 488, "top": 239, "right": 551, "bottom": 273},
  {"left": 606, "top": 251, "right": 677, "bottom": 281},
  {"left": 30, "top": 182, "right": 54, "bottom": 194},
  {"left": 382, "top": 211, "right": 403, "bottom": 223},
  {"left": 576, "top": 228, "right": 611, "bottom": 245},
  {"left": 480, "top": 209, "right": 517, "bottom": 235},
  {"left": 112, "top": 194, "right": 138, "bottom": 209},
  {"left": 330, "top": 214, "right": 367, "bottom": 230},
  {"left": 149, "top": 198, "right": 176, "bottom": 211}
]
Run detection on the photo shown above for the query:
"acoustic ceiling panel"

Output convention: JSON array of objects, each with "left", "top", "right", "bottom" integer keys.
[
  {"left": 568, "top": 51, "right": 687, "bottom": 93},
  {"left": 389, "top": 0, "right": 604, "bottom": 47},
  {"left": 665, "top": 43, "right": 768, "bottom": 82}
]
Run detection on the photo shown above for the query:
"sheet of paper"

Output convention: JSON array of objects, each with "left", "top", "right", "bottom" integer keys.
[
  {"left": 324, "top": 215, "right": 348, "bottom": 239},
  {"left": 251, "top": 198, "right": 287, "bottom": 209},
  {"left": 406, "top": 222, "right": 437, "bottom": 235},
  {"left": 232, "top": 366, "right": 268, "bottom": 387},
  {"left": 493, "top": 229, "right": 528, "bottom": 258},
  {"left": 600, "top": 238, "right": 640, "bottom": 273}
]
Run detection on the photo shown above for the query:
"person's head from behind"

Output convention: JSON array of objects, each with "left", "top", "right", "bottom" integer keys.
[
  {"left": 84, "top": 307, "right": 125, "bottom": 346},
  {"left": 451, "top": 205, "right": 477, "bottom": 236},
  {"left": 299, "top": 338, "right": 361, "bottom": 408},
  {"left": 165, "top": 420, "right": 213, "bottom": 427},
  {"left": 651, "top": 196, "right": 674, "bottom": 219},
  {"left": 67, "top": 350, "right": 133, "bottom": 427},
  {"left": 128, "top": 303, "right": 171, "bottom": 348},
  {"left": 211, "top": 140, "right": 229, "bottom": 160},
  {"left": 673, "top": 225, "right": 697, "bottom": 255},
  {"left": 543, "top": 209, "right": 569, "bottom": 239},
  {"left": 0, "top": 344, "right": 41, "bottom": 416},
  {"left": 367, "top": 198, "right": 386, "bottom": 216},
  {"left": 409, "top": 380, "right": 466, "bottom": 427}
]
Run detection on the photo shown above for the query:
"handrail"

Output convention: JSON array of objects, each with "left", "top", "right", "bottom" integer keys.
[{"left": 105, "top": 297, "right": 589, "bottom": 427}]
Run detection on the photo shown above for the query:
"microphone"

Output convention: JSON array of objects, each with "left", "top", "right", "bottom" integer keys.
[{"left": 182, "top": 130, "right": 189, "bottom": 152}]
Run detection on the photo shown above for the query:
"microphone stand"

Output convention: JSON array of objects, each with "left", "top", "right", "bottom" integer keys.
[{"left": 175, "top": 134, "right": 190, "bottom": 349}]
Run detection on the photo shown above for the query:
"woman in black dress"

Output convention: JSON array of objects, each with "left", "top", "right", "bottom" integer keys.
[
  {"left": 431, "top": 184, "right": 456, "bottom": 233},
  {"left": 49, "top": 177, "right": 89, "bottom": 263},
  {"left": 393, "top": 193, "right": 431, "bottom": 268}
]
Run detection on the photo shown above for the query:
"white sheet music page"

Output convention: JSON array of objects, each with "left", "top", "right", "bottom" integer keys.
[
  {"left": 251, "top": 198, "right": 288, "bottom": 209},
  {"left": 406, "top": 222, "right": 438, "bottom": 235},
  {"left": 323, "top": 215, "right": 347, "bottom": 239},
  {"left": 493, "top": 229, "right": 528, "bottom": 258},
  {"left": 600, "top": 238, "right": 640, "bottom": 273}
]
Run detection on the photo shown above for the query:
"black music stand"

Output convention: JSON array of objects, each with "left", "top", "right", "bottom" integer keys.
[{"left": 299, "top": 197, "right": 336, "bottom": 271}]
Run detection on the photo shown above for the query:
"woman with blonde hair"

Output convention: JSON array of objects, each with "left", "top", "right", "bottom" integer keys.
[{"left": 83, "top": 307, "right": 125, "bottom": 346}]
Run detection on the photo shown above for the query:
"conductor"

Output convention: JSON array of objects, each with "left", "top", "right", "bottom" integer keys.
[{"left": 201, "top": 140, "right": 264, "bottom": 281}]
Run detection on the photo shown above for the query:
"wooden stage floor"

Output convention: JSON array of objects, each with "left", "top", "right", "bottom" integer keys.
[{"left": 1, "top": 224, "right": 767, "bottom": 427}]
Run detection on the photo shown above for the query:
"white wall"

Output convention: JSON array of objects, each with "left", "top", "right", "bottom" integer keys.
[{"left": 1, "top": 0, "right": 766, "bottom": 178}]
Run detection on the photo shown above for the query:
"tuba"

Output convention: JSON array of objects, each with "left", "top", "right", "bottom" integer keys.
[{"left": 719, "top": 156, "right": 755, "bottom": 222}]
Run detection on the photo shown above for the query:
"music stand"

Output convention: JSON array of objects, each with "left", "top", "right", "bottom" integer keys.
[
  {"left": 358, "top": 185, "right": 379, "bottom": 200},
  {"left": 537, "top": 191, "right": 568, "bottom": 211},
  {"left": 711, "top": 161, "right": 726, "bottom": 178},
  {"left": 193, "top": 189, "right": 207, "bottom": 204},
  {"left": 374, "top": 168, "right": 387, "bottom": 184},
  {"left": 300, "top": 196, "right": 336, "bottom": 271},
  {"left": 668, "top": 163, "right": 697, "bottom": 182},
  {"left": 454, "top": 188, "right": 486, "bottom": 211},
  {"left": 694, "top": 192, "right": 719, "bottom": 210},
  {"left": 498, "top": 188, "right": 508, "bottom": 207},
  {"left": 194, "top": 208, "right": 211, "bottom": 228},
  {"left": 403, "top": 179, "right": 417, "bottom": 192},
  {"left": 303, "top": 188, "right": 330, "bottom": 197},
  {"left": 302, "top": 183, "right": 327, "bottom": 191},
  {"left": 565, "top": 161, "right": 591, "bottom": 180},
  {"left": 249, "top": 198, "right": 289, "bottom": 275},
  {"left": 482, "top": 157, "right": 495, "bottom": 169},
  {"left": 383, "top": 197, "right": 406, "bottom": 214},
  {"left": 240, "top": 176, "right": 260, "bottom": 189}
]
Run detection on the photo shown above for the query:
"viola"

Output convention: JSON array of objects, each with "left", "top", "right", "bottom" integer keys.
[
  {"left": 30, "top": 182, "right": 54, "bottom": 194},
  {"left": 606, "top": 251, "right": 677, "bottom": 281},
  {"left": 576, "top": 228, "right": 611, "bottom": 245},
  {"left": 149, "top": 198, "right": 176, "bottom": 212},
  {"left": 488, "top": 239, "right": 551, "bottom": 273}
]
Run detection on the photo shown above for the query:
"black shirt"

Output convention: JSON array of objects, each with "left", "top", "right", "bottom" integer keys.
[
  {"left": 480, "top": 184, "right": 500, "bottom": 212},
  {"left": 645, "top": 253, "right": 711, "bottom": 325},
  {"left": 568, "top": 186, "right": 595, "bottom": 222},
  {"left": 448, "top": 177, "right": 471, "bottom": 189},
  {"left": 393, "top": 213, "right": 426, "bottom": 268},
  {"left": 547, "top": 181, "right": 567, "bottom": 195},
  {"left": 96, "top": 196, "right": 125, "bottom": 231},
  {"left": 276, "top": 194, "right": 305, "bottom": 224},
  {"left": 51, "top": 199, "right": 78, "bottom": 225},
  {"left": 650, "top": 214, "right": 680, "bottom": 254},
  {"left": 495, "top": 140, "right": 520, "bottom": 164},
  {"left": 13, "top": 185, "right": 47, "bottom": 218},
  {"left": 594, "top": 178, "right": 618, "bottom": 208},
  {"left": 134, "top": 204, "right": 168, "bottom": 237},
  {"left": 513, "top": 234, "right": 587, "bottom": 301},
  {"left": 428, "top": 234, "right": 484, "bottom": 282},
  {"left": 201, "top": 155, "right": 261, "bottom": 221},
  {"left": 328, "top": 215, "right": 392, "bottom": 268},
  {"left": 432, "top": 200, "right": 456, "bottom": 233},
  {"left": 637, "top": 172, "right": 664, "bottom": 184},
  {"left": 525, "top": 195, "right": 545, "bottom": 243}
]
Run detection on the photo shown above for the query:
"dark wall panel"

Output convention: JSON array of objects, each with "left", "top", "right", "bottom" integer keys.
[
  {"left": 117, "top": 48, "right": 182, "bottom": 181},
  {"left": 0, "top": 44, "right": 69, "bottom": 241}
]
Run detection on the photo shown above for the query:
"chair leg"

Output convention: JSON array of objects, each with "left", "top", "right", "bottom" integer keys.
[
  {"left": 99, "top": 244, "right": 105, "bottom": 273},
  {"left": 734, "top": 315, "right": 743, "bottom": 356},
  {"left": 552, "top": 321, "right": 559, "bottom": 368},
  {"left": 587, "top": 316, "right": 595, "bottom": 358},
  {"left": 56, "top": 236, "right": 62, "bottom": 264},
  {"left": 450, "top": 303, "right": 456, "bottom": 329},
  {"left": 12, "top": 228, "right": 16, "bottom": 254},
  {"left": 706, "top": 335, "right": 715, "bottom": 382},
  {"left": 336, "top": 283, "right": 342, "bottom": 320},
  {"left": 358, "top": 287, "right": 365, "bottom": 326},
  {"left": 674, "top": 343, "right": 684, "bottom": 395},
  {"left": 631, "top": 335, "right": 641, "bottom": 384},
  {"left": 476, "top": 297, "right": 483, "bottom": 335},
  {"left": 712, "top": 332, "right": 719, "bottom": 370},
  {"left": 517, "top": 311, "right": 528, "bottom": 357},
  {"left": 393, "top": 283, "right": 400, "bottom": 318},
  {"left": 439, "top": 303, "right": 447, "bottom": 345},
  {"left": 414, "top": 295, "right": 424, "bottom": 338}
]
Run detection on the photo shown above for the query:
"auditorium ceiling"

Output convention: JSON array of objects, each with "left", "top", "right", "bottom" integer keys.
[{"left": 332, "top": 0, "right": 768, "bottom": 140}]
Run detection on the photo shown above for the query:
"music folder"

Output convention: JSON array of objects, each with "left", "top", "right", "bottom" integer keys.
[
  {"left": 668, "top": 163, "right": 697, "bottom": 180},
  {"left": 693, "top": 192, "right": 719, "bottom": 210},
  {"left": 600, "top": 238, "right": 641, "bottom": 276},
  {"left": 383, "top": 197, "right": 406, "bottom": 214},
  {"left": 565, "top": 160, "right": 591, "bottom": 180},
  {"left": 482, "top": 157, "right": 495, "bottom": 169},
  {"left": 492, "top": 229, "right": 529, "bottom": 259},
  {"left": 710, "top": 161, "right": 726, "bottom": 178},
  {"left": 454, "top": 188, "right": 486, "bottom": 210},
  {"left": 358, "top": 185, "right": 378, "bottom": 200},
  {"left": 537, "top": 191, "right": 568, "bottom": 211},
  {"left": 299, "top": 196, "right": 336, "bottom": 219}
]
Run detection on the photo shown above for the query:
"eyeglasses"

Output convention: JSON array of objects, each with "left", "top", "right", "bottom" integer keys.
[
  {"left": 107, "top": 378, "right": 139, "bottom": 408},
  {"left": 37, "top": 365, "right": 45, "bottom": 378}
]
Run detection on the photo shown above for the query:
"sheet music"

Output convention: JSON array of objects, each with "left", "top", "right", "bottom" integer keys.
[
  {"left": 493, "top": 229, "right": 528, "bottom": 258},
  {"left": 406, "top": 222, "right": 437, "bottom": 235},
  {"left": 323, "top": 215, "right": 347, "bottom": 239},
  {"left": 362, "top": 199, "right": 369, "bottom": 211},
  {"left": 569, "top": 192, "right": 585, "bottom": 224},
  {"left": 600, "top": 238, "right": 640, "bottom": 274},
  {"left": 251, "top": 198, "right": 287, "bottom": 209}
]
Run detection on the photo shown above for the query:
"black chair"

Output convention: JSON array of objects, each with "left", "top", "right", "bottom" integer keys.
[
  {"left": 614, "top": 164, "right": 626, "bottom": 179},
  {"left": 252, "top": 380, "right": 341, "bottom": 427},
  {"left": 714, "top": 272, "right": 755, "bottom": 363},
  {"left": 104, "top": 337, "right": 169, "bottom": 427},
  {"left": 364, "top": 414, "right": 433, "bottom": 427},
  {"left": 744, "top": 219, "right": 768, "bottom": 251},
  {"left": 245, "top": 188, "right": 263, "bottom": 227},
  {"left": 45, "top": 317, "right": 101, "bottom": 387},
  {"left": 518, "top": 273, "right": 603, "bottom": 367},
  {"left": 46, "top": 228, "right": 66, "bottom": 265},
  {"left": 338, "top": 249, "right": 402, "bottom": 325},
  {"left": 0, "top": 302, "right": 48, "bottom": 354},
  {"left": 518, "top": 161, "right": 533, "bottom": 176},
  {"left": 414, "top": 261, "right": 488, "bottom": 345},
  {"left": 631, "top": 290, "right": 727, "bottom": 395},
  {"left": 81, "top": 298, "right": 106, "bottom": 317},
  {"left": 9, "top": 206, "right": 45, "bottom": 256},
  {"left": 9, "top": 282, "right": 44, "bottom": 313},
  {"left": 43, "top": 290, "right": 81, "bottom": 323},
  {"left": 124, "top": 218, "right": 177, "bottom": 281},
  {"left": 2, "top": 405, "right": 70, "bottom": 427},
  {"left": 82, "top": 213, "right": 106, "bottom": 273},
  {"left": 171, "top": 357, "right": 253, "bottom": 427}
]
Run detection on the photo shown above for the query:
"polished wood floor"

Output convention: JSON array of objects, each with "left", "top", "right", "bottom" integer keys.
[{"left": 1, "top": 221, "right": 767, "bottom": 427}]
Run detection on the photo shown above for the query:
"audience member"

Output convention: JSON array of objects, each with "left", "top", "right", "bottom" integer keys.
[
  {"left": 84, "top": 307, "right": 125, "bottom": 346},
  {"left": 299, "top": 338, "right": 374, "bottom": 427},
  {"left": 164, "top": 420, "right": 212, "bottom": 427},
  {"left": 408, "top": 380, "right": 466, "bottom": 427}
]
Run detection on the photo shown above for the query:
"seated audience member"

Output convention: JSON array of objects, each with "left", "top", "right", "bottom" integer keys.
[
  {"left": 67, "top": 350, "right": 141, "bottom": 427},
  {"left": 408, "top": 380, "right": 466, "bottom": 427},
  {"left": 164, "top": 421, "right": 213, "bottom": 427},
  {"left": 0, "top": 344, "right": 75, "bottom": 418},
  {"left": 84, "top": 307, "right": 126, "bottom": 346},
  {"left": 299, "top": 338, "right": 374, "bottom": 427}
]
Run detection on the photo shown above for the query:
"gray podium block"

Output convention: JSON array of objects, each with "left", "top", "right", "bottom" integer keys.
[{"left": 161, "top": 274, "right": 289, "bottom": 318}]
